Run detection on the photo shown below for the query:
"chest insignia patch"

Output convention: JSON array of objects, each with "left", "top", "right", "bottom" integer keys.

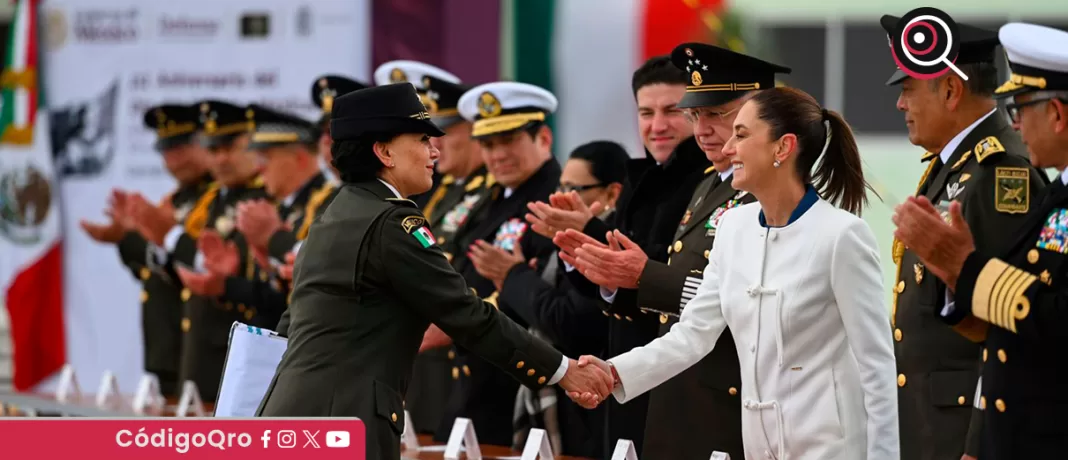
[
  {"left": 995, "top": 167, "right": 1030, "bottom": 214},
  {"left": 493, "top": 218, "right": 528, "bottom": 252},
  {"left": 946, "top": 182, "right": 965, "bottom": 200},
  {"left": 442, "top": 193, "right": 482, "bottom": 233},
  {"left": 705, "top": 198, "right": 743, "bottom": 236},
  {"left": 1037, "top": 208, "right": 1068, "bottom": 254}
]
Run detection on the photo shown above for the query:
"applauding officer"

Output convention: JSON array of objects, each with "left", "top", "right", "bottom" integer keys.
[
  {"left": 881, "top": 16, "right": 1048, "bottom": 460},
  {"left": 255, "top": 83, "right": 611, "bottom": 460}
]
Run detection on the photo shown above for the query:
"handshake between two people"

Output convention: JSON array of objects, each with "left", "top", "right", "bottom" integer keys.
[{"left": 559, "top": 355, "right": 617, "bottom": 410}]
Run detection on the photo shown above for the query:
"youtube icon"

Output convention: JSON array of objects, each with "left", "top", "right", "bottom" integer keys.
[{"left": 326, "top": 431, "right": 350, "bottom": 448}]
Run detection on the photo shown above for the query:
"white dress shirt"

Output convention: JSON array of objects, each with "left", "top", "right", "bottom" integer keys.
[{"left": 607, "top": 198, "right": 899, "bottom": 460}]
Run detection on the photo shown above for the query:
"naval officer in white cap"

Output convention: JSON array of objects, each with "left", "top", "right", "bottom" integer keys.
[
  {"left": 429, "top": 81, "right": 565, "bottom": 447},
  {"left": 893, "top": 22, "right": 1068, "bottom": 460}
]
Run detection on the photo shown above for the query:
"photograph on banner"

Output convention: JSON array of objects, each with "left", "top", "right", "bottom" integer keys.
[{"left": 39, "top": 0, "right": 371, "bottom": 391}]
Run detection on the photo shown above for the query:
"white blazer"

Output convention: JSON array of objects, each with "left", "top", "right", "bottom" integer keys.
[{"left": 610, "top": 199, "right": 899, "bottom": 460}]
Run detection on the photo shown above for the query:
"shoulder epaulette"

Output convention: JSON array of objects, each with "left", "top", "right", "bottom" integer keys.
[
  {"left": 704, "top": 165, "right": 716, "bottom": 175},
  {"left": 465, "top": 175, "right": 486, "bottom": 192},
  {"left": 386, "top": 197, "right": 418, "bottom": 208},
  {"left": 974, "top": 136, "right": 1006, "bottom": 164}
]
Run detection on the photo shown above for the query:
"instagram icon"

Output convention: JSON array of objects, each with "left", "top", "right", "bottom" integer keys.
[{"left": 277, "top": 430, "right": 297, "bottom": 449}]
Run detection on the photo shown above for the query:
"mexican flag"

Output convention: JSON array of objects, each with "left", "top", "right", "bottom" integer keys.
[
  {"left": 498, "top": 0, "right": 741, "bottom": 159},
  {"left": 0, "top": 0, "right": 66, "bottom": 391}
]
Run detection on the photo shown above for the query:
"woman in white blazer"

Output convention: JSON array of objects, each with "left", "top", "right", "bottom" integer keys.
[{"left": 570, "top": 87, "right": 899, "bottom": 460}]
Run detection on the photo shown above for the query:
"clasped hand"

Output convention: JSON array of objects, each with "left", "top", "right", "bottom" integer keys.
[{"left": 560, "top": 355, "right": 614, "bottom": 409}]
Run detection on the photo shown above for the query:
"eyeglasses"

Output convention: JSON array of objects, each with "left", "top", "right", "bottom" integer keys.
[
  {"left": 557, "top": 183, "right": 604, "bottom": 193},
  {"left": 683, "top": 106, "right": 740, "bottom": 123},
  {"left": 1005, "top": 96, "right": 1067, "bottom": 123}
]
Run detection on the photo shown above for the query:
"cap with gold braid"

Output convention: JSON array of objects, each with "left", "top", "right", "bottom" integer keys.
[
  {"left": 196, "top": 100, "right": 253, "bottom": 149},
  {"left": 994, "top": 22, "right": 1068, "bottom": 98},
  {"left": 670, "top": 43, "right": 791, "bottom": 109},
  {"left": 372, "top": 60, "right": 460, "bottom": 90},
  {"left": 143, "top": 103, "right": 198, "bottom": 151},
  {"left": 457, "top": 82, "right": 557, "bottom": 139},
  {"left": 880, "top": 15, "right": 1000, "bottom": 86},
  {"left": 245, "top": 104, "right": 319, "bottom": 151},
  {"left": 311, "top": 75, "right": 367, "bottom": 129},
  {"left": 423, "top": 75, "right": 471, "bottom": 129}
]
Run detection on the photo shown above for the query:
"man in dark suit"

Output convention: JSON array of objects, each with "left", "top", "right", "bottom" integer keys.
[
  {"left": 557, "top": 45, "right": 792, "bottom": 460},
  {"left": 423, "top": 81, "right": 563, "bottom": 447},
  {"left": 881, "top": 16, "right": 1048, "bottom": 460},
  {"left": 126, "top": 100, "right": 272, "bottom": 403},
  {"left": 525, "top": 55, "right": 712, "bottom": 455},
  {"left": 80, "top": 103, "right": 214, "bottom": 398},
  {"left": 893, "top": 22, "right": 1068, "bottom": 460},
  {"left": 255, "top": 83, "right": 612, "bottom": 460}
]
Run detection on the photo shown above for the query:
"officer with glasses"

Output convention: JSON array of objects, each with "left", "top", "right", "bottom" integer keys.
[{"left": 892, "top": 22, "right": 1068, "bottom": 459}]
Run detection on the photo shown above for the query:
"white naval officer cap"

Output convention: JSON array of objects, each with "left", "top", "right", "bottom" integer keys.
[
  {"left": 994, "top": 23, "right": 1068, "bottom": 98},
  {"left": 457, "top": 81, "right": 558, "bottom": 139},
  {"left": 373, "top": 60, "right": 460, "bottom": 90}
]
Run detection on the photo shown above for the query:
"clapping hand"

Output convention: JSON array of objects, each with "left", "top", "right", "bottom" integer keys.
[
  {"left": 127, "top": 192, "right": 177, "bottom": 245},
  {"left": 573, "top": 230, "right": 647, "bottom": 291},
  {"left": 561, "top": 355, "right": 614, "bottom": 409},
  {"left": 525, "top": 191, "right": 604, "bottom": 239},
  {"left": 468, "top": 240, "right": 525, "bottom": 291},
  {"left": 198, "top": 230, "right": 240, "bottom": 277},
  {"left": 892, "top": 196, "right": 975, "bottom": 289},
  {"left": 278, "top": 251, "right": 297, "bottom": 282},
  {"left": 79, "top": 189, "right": 134, "bottom": 244},
  {"left": 236, "top": 199, "right": 284, "bottom": 251}
]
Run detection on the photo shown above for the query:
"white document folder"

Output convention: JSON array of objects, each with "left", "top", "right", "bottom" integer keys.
[{"left": 213, "top": 322, "right": 288, "bottom": 417}]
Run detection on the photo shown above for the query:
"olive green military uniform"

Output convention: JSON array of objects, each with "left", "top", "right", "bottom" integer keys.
[
  {"left": 171, "top": 175, "right": 273, "bottom": 402},
  {"left": 892, "top": 113, "right": 1047, "bottom": 459},
  {"left": 256, "top": 180, "right": 564, "bottom": 460},
  {"left": 117, "top": 175, "right": 213, "bottom": 398},
  {"left": 634, "top": 167, "right": 753, "bottom": 460}
]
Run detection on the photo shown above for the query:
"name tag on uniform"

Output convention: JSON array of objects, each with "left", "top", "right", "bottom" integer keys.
[{"left": 1037, "top": 208, "right": 1068, "bottom": 254}]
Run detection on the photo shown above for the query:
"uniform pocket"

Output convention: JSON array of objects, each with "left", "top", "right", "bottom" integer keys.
[
  {"left": 373, "top": 380, "right": 405, "bottom": 435},
  {"left": 928, "top": 370, "right": 977, "bottom": 408}
]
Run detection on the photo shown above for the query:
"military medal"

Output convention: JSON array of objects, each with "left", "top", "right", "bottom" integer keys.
[
  {"left": 493, "top": 218, "right": 528, "bottom": 252},
  {"left": 1040, "top": 270, "right": 1051, "bottom": 285},
  {"left": 215, "top": 215, "right": 235, "bottom": 236},
  {"left": 442, "top": 194, "right": 481, "bottom": 233},
  {"left": 705, "top": 199, "right": 741, "bottom": 237},
  {"left": 1036, "top": 209, "right": 1068, "bottom": 254},
  {"left": 680, "top": 210, "right": 692, "bottom": 226}
]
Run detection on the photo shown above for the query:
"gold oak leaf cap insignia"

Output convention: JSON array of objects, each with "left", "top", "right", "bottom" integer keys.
[
  {"left": 401, "top": 216, "right": 426, "bottom": 234},
  {"left": 458, "top": 81, "right": 558, "bottom": 139}
]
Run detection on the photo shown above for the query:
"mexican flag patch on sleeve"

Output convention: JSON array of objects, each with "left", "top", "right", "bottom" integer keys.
[{"left": 413, "top": 226, "right": 436, "bottom": 248}]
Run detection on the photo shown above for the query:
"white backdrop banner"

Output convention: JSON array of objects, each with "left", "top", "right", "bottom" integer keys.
[{"left": 41, "top": 0, "right": 370, "bottom": 390}]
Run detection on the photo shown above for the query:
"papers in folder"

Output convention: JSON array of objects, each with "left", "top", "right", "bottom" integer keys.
[{"left": 214, "top": 322, "right": 288, "bottom": 417}]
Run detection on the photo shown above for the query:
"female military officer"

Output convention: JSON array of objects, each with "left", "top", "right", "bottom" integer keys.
[{"left": 255, "top": 83, "right": 611, "bottom": 460}]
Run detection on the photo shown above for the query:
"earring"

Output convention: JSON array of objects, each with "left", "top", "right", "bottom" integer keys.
[{"left": 773, "top": 160, "right": 781, "bottom": 168}]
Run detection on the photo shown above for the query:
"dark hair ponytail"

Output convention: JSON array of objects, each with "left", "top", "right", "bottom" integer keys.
[{"left": 750, "top": 87, "right": 877, "bottom": 216}]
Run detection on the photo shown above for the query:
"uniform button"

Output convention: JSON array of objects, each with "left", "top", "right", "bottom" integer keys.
[
  {"left": 998, "top": 349, "right": 1007, "bottom": 363},
  {"left": 181, "top": 288, "right": 191, "bottom": 302},
  {"left": 448, "top": 351, "right": 455, "bottom": 359},
  {"left": 516, "top": 361, "right": 525, "bottom": 369},
  {"left": 437, "top": 236, "right": 445, "bottom": 245},
  {"left": 703, "top": 249, "right": 710, "bottom": 259},
  {"left": 1028, "top": 249, "right": 1039, "bottom": 264},
  {"left": 613, "top": 314, "right": 622, "bottom": 320},
  {"left": 462, "top": 365, "right": 471, "bottom": 376},
  {"left": 897, "top": 374, "right": 906, "bottom": 387},
  {"left": 245, "top": 308, "right": 255, "bottom": 320},
  {"left": 139, "top": 267, "right": 151, "bottom": 280},
  {"left": 391, "top": 412, "right": 398, "bottom": 422},
  {"left": 452, "top": 367, "right": 460, "bottom": 379},
  {"left": 750, "top": 346, "right": 756, "bottom": 354},
  {"left": 728, "top": 387, "right": 738, "bottom": 396},
  {"left": 995, "top": 399, "right": 1006, "bottom": 412},
  {"left": 527, "top": 369, "right": 535, "bottom": 376},
  {"left": 667, "top": 246, "right": 673, "bottom": 255},
  {"left": 983, "top": 349, "right": 988, "bottom": 362},
  {"left": 140, "top": 291, "right": 149, "bottom": 303},
  {"left": 769, "top": 232, "right": 778, "bottom": 241},
  {"left": 980, "top": 396, "right": 986, "bottom": 409},
  {"left": 958, "top": 396, "right": 966, "bottom": 405},
  {"left": 602, "top": 311, "right": 610, "bottom": 316},
  {"left": 625, "top": 316, "right": 633, "bottom": 321},
  {"left": 660, "top": 314, "right": 668, "bottom": 324},
  {"left": 538, "top": 376, "right": 547, "bottom": 385},
  {"left": 894, "top": 329, "right": 902, "bottom": 342},
  {"left": 674, "top": 241, "right": 683, "bottom": 253},
  {"left": 181, "top": 318, "right": 191, "bottom": 333},
  {"left": 895, "top": 280, "right": 905, "bottom": 294},
  {"left": 237, "top": 304, "right": 246, "bottom": 312}
]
